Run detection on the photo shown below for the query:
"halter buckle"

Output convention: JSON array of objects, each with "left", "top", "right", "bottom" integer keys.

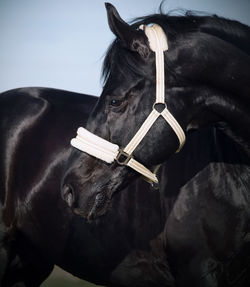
[{"left": 116, "top": 150, "right": 132, "bottom": 165}]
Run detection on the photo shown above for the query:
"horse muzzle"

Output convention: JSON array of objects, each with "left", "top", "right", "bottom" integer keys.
[{"left": 61, "top": 181, "right": 112, "bottom": 220}]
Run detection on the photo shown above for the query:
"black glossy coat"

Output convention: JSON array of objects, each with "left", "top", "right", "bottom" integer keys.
[{"left": 1, "top": 88, "right": 250, "bottom": 287}]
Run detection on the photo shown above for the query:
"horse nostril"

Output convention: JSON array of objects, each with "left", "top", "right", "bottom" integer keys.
[{"left": 62, "top": 184, "right": 75, "bottom": 207}]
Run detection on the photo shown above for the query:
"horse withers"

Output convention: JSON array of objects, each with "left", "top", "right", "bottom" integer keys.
[{"left": 0, "top": 87, "right": 97, "bottom": 286}]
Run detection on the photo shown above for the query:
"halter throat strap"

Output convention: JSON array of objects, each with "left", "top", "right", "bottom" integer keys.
[{"left": 71, "top": 24, "right": 186, "bottom": 185}]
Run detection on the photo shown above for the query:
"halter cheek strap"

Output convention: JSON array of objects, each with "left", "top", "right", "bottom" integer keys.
[{"left": 71, "top": 24, "right": 186, "bottom": 185}]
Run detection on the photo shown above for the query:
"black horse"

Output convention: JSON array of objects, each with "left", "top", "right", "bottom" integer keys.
[
  {"left": 62, "top": 3, "right": 250, "bottom": 286},
  {"left": 1, "top": 90, "right": 250, "bottom": 287},
  {"left": 62, "top": 3, "right": 250, "bottom": 219}
]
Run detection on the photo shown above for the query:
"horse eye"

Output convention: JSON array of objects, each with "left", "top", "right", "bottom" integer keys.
[{"left": 110, "top": 99, "right": 123, "bottom": 107}]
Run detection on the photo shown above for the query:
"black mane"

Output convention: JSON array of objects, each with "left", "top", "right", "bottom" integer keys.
[{"left": 102, "top": 12, "right": 250, "bottom": 85}]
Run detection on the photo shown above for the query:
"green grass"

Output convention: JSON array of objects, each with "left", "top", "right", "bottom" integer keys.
[{"left": 41, "top": 266, "right": 105, "bottom": 287}]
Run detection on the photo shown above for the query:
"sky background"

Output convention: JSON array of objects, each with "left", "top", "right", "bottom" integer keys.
[{"left": 0, "top": 0, "right": 249, "bottom": 96}]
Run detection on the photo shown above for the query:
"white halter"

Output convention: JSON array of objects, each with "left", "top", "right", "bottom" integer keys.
[{"left": 71, "top": 24, "right": 186, "bottom": 185}]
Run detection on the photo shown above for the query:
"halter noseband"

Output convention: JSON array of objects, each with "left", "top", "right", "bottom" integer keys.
[{"left": 71, "top": 24, "right": 186, "bottom": 185}]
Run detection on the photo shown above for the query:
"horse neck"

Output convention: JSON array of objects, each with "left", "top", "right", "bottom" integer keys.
[
  {"left": 188, "top": 84, "right": 250, "bottom": 157},
  {"left": 180, "top": 31, "right": 250, "bottom": 156},
  {"left": 207, "top": 95, "right": 250, "bottom": 156}
]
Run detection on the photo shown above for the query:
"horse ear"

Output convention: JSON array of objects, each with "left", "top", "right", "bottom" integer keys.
[{"left": 105, "top": 3, "right": 150, "bottom": 58}]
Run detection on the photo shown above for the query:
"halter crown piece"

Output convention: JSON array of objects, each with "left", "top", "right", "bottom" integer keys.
[{"left": 71, "top": 24, "right": 186, "bottom": 185}]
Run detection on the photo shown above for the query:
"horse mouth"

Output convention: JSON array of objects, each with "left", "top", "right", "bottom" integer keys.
[{"left": 73, "top": 191, "right": 111, "bottom": 221}]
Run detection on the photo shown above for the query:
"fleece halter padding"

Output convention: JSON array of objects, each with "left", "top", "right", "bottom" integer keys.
[{"left": 71, "top": 24, "right": 186, "bottom": 185}]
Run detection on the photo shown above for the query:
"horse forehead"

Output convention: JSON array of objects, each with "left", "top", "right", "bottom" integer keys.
[
  {"left": 104, "top": 78, "right": 137, "bottom": 97},
  {"left": 108, "top": 56, "right": 147, "bottom": 84}
]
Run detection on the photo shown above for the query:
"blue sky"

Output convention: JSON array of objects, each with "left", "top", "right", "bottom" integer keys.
[{"left": 0, "top": 0, "right": 249, "bottom": 96}]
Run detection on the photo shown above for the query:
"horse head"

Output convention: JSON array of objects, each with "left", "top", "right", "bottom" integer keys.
[{"left": 62, "top": 3, "right": 250, "bottom": 220}]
